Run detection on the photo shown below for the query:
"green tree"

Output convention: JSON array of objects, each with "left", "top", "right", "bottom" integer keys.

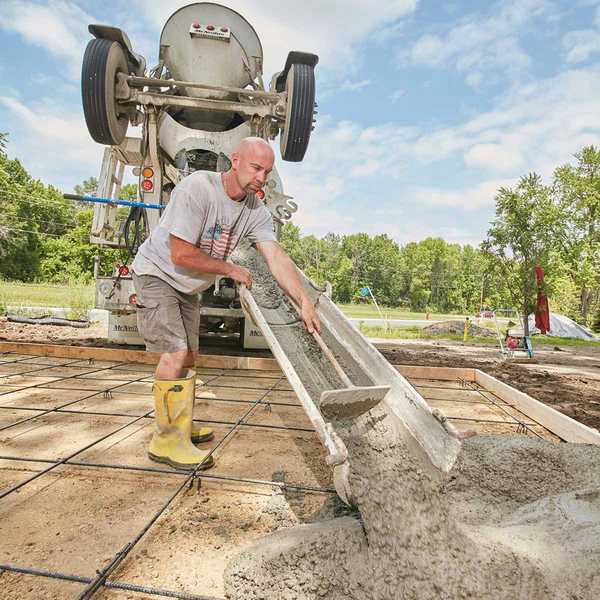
[
  {"left": 39, "top": 210, "right": 121, "bottom": 283},
  {"left": 74, "top": 176, "right": 98, "bottom": 196},
  {"left": 119, "top": 183, "right": 139, "bottom": 201},
  {"left": 554, "top": 146, "right": 600, "bottom": 324},
  {"left": 0, "top": 152, "right": 76, "bottom": 280},
  {"left": 482, "top": 173, "right": 565, "bottom": 336}
]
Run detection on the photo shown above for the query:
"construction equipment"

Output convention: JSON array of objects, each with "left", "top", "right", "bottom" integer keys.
[
  {"left": 492, "top": 309, "right": 534, "bottom": 359},
  {"left": 237, "top": 252, "right": 464, "bottom": 506},
  {"left": 81, "top": 2, "right": 318, "bottom": 348}
]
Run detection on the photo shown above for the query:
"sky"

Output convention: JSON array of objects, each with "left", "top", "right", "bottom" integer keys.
[{"left": 1, "top": 0, "right": 600, "bottom": 247}]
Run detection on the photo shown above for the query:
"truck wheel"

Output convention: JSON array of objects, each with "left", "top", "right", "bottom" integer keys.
[
  {"left": 82, "top": 38, "right": 129, "bottom": 145},
  {"left": 280, "top": 63, "right": 316, "bottom": 162}
]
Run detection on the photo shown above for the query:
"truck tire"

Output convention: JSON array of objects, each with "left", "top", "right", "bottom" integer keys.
[
  {"left": 280, "top": 63, "right": 316, "bottom": 162},
  {"left": 82, "top": 38, "right": 129, "bottom": 145}
]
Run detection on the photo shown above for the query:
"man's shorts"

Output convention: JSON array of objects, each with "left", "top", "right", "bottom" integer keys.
[{"left": 132, "top": 273, "right": 199, "bottom": 353}]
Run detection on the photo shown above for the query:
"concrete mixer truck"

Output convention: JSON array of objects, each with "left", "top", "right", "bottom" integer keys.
[{"left": 81, "top": 2, "right": 318, "bottom": 349}]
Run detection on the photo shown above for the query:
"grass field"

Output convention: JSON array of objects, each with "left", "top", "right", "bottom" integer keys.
[
  {"left": 336, "top": 303, "right": 468, "bottom": 321},
  {"left": 0, "top": 282, "right": 466, "bottom": 321},
  {"left": 2, "top": 282, "right": 598, "bottom": 348},
  {"left": 0, "top": 281, "right": 94, "bottom": 314}
]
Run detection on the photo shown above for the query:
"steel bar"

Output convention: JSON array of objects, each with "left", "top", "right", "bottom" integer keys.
[
  {"left": 0, "top": 563, "right": 224, "bottom": 599},
  {"left": 0, "top": 405, "right": 314, "bottom": 433},
  {"left": 0, "top": 353, "right": 57, "bottom": 365},
  {"left": 0, "top": 455, "right": 335, "bottom": 494},
  {"left": 64, "top": 193, "right": 163, "bottom": 210},
  {"left": 0, "top": 357, "right": 100, "bottom": 391},
  {"left": 109, "top": 365, "right": 283, "bottom": 381},
  {"left": 128, "top": 90, "right": 274, "bottom": 117},
  {"left": 0, "top": 409, "right": 153, "bottom": 500},
  {"left": 0, "top": 389, "right": 302, "bottom": 408},
  {"left": 0, "top": 368, "right": 168, "bottom": 433},
  {"left": 126, "top": 74, "right": 280, "bottom": 100},
  {"left": 458, "top": 378, "right": 545, "bottom": 440},
  {"left": 2, "top": 377, "right": 295, "bottom": 401},
  {"left": 448, "top": 416, "right": 538, "bottom": 426},
  {"left": 77, "top": 376, "right": 285, "bottom": 599}
]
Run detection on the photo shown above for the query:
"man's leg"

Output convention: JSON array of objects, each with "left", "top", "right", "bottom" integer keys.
[
  {"left": 182, "top": 349, "right": 197, "bottom": 370},
  {"left": 178, "top": 292, "right": 214, "bottom": 444},
  {"left": 132, "top": 273, "right": 214, "bottom": 470},
  {"left": 156, "top": 348, "right": 189, "bottom": 380}
]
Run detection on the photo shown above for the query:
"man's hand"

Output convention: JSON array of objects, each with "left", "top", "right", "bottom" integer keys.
[
  {"left": 228, "top": 263, "right": 253, "bottom": 288},
  {"left": 300, "top": 299, "right": 321, "bottom": 334}
]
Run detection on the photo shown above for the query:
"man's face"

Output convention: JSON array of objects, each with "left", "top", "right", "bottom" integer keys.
[{"left": 231, "top": 144, "right": 275, "bottom": 195}]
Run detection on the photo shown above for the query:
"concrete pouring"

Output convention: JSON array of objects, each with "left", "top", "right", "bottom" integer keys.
[
  {"left": 0, "top": 295, "right": 598, "bottom": 598},
  {"left": 224, "top": 247, "right": 600, "bottom": 600}
]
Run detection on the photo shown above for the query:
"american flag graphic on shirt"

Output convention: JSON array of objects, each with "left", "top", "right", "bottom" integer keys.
[{"left": 198, "top": 222, "right": 237, "bottom": 260}]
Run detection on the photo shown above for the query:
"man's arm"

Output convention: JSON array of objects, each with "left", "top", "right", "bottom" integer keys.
[
  {"left": 256, "top": 240, "right": 321, "bottom": 333},
  {"left": 170, "top": 235, "right": 252, "bottom": 287}
]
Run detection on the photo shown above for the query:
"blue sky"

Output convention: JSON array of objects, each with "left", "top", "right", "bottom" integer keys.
[{"left": 1, "top": 0, "right": 600, "bottom": 246}]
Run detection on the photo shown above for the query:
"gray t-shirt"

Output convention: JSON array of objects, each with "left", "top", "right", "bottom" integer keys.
[{"left": 132, "top": 170, "right": 276, "bottom": 294}]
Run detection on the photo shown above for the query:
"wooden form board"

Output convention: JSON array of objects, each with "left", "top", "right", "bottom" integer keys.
[
  {"left": 395, "top": 365, "right": 476, "bottom": 382},
  {"left": 475, "top": 369, "right": 600, "bottom": 445},
  {"left": 0, "top": 342, "right": 280, "bottom": 372}
]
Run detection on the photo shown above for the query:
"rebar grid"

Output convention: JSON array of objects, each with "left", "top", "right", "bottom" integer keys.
[
  {"left": 0, "top": 454, "right": 336, "bottom": 494},
  {"left": 75, "top": 375, "right": 286, "bottom": 599},
  {"left": 458, "top": 377, "right": 546, "bottom": 439},
  {"left": 0, "top": 351, "right": 332, "bottom": 599},
  {"left": 0, "top": 404, "right": 315, "bottom": 433}
]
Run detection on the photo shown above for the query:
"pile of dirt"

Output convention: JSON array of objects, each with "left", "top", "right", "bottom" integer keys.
[
  {"left": 424, "top": 319, "right": 496, "bottom": 338},
  {"left": 0, "top": 316, "right": 106, "bottom": 345}
]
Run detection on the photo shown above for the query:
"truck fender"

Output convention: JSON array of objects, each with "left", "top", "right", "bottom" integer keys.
[{"left": 88, "top": 24, "right": 146, "bottom": 75}]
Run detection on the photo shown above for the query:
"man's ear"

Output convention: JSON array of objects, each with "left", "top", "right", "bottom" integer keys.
[{"left": 230, "top": 152, "right": 240, "bottom": 170}]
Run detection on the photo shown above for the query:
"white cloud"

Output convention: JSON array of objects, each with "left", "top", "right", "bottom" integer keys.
[
  {"left": 389, "top": 88, "right": 406, "bottom": 103},
  {"left": 0, "top": 96, "right": 104, "bottom": 190},
  {"left": 410, "top": 65, "right": 600, "bottom": 179},
  {"left": 0, "top": 1, "right": 94, "bottom": 79},
  {"left": 562, "top": 6, "right": 600, "bottom": 64},
  {"left": 464, "top": 144, "right": 524, "bottom": 172},
  {"left": 277, "top": 62, "right": 600, "bottom": 243},
  {"left": 405, "top": 0, "right": 555, "bottom": 87},
  {"left": 339, "top": 79, "right": 371, "bottom": 92},
  {"left": 411, "top": 179, "right": 517, "bottom": 210}
]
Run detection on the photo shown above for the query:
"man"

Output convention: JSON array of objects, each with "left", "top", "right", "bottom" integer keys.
[{"left": 131, "top": 137, "right": 321, "bottom": 471}]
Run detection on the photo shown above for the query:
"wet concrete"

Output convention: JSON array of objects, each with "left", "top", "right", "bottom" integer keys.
[
  {"left": 225, "top": 247, "right": 600, "bottom": 600},
  {"left": 232, "top": 246, "right": 373, "bottom": 404}
]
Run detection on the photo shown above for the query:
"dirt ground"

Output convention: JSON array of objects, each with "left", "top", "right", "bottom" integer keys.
[
  {"left": 0, "top": 354, "right": 345, "bottom": 600},
  {"left": 0, "top": 319, "right": 598, "bottom": 598},
  {"left": 1, "top": 316, "right": 598, "bottom": 430},
  {"left": 376, "top": 339, "right": 600, "bottom": 431}
]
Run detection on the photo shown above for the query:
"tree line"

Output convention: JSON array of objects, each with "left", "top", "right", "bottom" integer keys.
[
  {"left": 0, "top": 133, "right": 129, "bottom": 284},
  {"left": 0, "top": 131, "right": 598, "bottom": 329},
  {"left": 280, "top": 146, "right": 600, "bottom": 330}
]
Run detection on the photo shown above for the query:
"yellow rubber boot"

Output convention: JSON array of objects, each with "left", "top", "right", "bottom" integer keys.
[
  {"left": 190, "top": 374, "right": 214, "bottom": 444},
  {"left": 148, "top": 370, "right": 214, "bottom": 471}
]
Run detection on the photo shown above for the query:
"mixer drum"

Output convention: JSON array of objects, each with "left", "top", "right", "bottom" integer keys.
[{"left": 159, "top": 3, "right": 263, "bottom": 100}]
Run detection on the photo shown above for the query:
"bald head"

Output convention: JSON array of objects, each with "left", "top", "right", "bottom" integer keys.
[
  {"left": 234, "top": 136, "right": 275, "bottom": 161},
  {"left": 227, "top": 137, "right": 275, "bottom": 199}
]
